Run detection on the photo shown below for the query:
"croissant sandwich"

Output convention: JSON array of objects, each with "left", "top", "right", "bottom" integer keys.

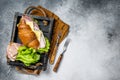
[
  {"left": 18, "top": 15, "right": 46, "bottom": 49},
  {"left": 6, "top": 15, "right": 50, "bottom": 67}
]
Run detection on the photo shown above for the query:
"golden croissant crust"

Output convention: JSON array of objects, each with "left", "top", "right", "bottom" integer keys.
[{"left": 18, "top": 18, "right": 40, "bottom": 49}]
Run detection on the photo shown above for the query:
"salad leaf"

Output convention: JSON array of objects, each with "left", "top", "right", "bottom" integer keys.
[
  {"left": 37, "top": 37, "right": 50, "bottom": 53},
  {"left": 16, "top": 46, "right": 40, "bottom": 66},
  {"left": 16, "top": 37, "right": 50, "bottom": 66}
]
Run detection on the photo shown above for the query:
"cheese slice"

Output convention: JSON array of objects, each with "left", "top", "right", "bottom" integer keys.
[{"left": 26, "top": 21, "right": 46, "bottom": 48}]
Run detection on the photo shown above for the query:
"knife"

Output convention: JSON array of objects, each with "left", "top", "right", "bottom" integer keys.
[
  {"left": 49, "top": 32, "right": 61, "bottom": 64},
  {"left": 53, "top": 38, "right": 71, "bottom": 72}
]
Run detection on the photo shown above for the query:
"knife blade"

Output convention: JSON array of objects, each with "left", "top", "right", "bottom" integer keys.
[
  {"left": 53, "top": 38, "right": 71, "bottom": 72},
  {"left": 49, "top": 32, "right": 61, "bottom": 64}
]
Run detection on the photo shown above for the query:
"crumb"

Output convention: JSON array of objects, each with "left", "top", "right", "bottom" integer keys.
[{"left": 43, "top": 20, "right": 48, "bottom": 26}]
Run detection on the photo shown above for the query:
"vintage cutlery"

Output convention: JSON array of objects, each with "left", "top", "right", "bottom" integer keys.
[
  {"left": 53, "top": 38, "right": 71, "bottom": 72},
  {"left": 50, "top": 32, "right": 61, "bottom": 64}
]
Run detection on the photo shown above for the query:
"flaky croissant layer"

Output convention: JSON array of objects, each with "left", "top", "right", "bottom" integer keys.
[{"left": 18, "top": 16, "right": 40, "bottom": 49}]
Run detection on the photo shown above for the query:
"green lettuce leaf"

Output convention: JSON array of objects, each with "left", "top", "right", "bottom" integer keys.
[
  {"left": 16, "top": 46, "right": 40, "bottom": 66},
  {"left": 37, "top": 37, "right": 50, "bottom": 53},
  {"left": 16, "top": 37, "right": 50, "bottom": 66}
]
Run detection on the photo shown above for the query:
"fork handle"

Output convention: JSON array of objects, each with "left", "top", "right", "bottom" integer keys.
[{"left": 53, "top": 54, "right": 63, "bottom": 72}]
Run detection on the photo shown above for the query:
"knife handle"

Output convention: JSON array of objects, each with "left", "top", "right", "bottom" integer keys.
[
  {"left": 50, "top": 45, "right": 58, "bottom": 64},
  {"left": 53, "top": 54, "right": 63, "bottom": 72}
]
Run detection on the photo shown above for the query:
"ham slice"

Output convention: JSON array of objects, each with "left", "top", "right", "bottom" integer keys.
[
  {"left": 40, "top": 33, "right": 46, "bottom": 48},
  {"left": 6, "top": 42, "right": 21, "bottom": 61}
]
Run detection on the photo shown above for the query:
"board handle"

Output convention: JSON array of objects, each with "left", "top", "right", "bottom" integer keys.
[{"left": 24, "top": 6, "right": 46, "bottom": 17}]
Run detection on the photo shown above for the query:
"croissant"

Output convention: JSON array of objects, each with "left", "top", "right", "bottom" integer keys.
[{"left": 18, "top": 17, "right": 40, "bottom": 49}]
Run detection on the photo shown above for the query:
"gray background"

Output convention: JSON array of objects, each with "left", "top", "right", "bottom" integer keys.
[{"left": 0, "top": 0, "right": 120, "bottom": 80}]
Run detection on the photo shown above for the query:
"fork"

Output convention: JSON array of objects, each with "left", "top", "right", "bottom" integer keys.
[{"left": 53, "top": 38, "right": 71, "bottom": 72}]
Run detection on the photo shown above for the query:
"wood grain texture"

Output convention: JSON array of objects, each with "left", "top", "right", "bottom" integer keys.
[{"left": 53, "top": 54, "right": 63, "bottom": 72}]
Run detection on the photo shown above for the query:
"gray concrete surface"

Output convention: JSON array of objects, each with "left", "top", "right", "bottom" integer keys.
[{"left": 0, "top": 0, "right": 120, "bottom": 80}]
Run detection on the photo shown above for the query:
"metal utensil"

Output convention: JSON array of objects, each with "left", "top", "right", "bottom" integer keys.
[
  {"left": 50, "top": 32, "right": 61, "bottom": 64},
  {"left": 53, "top": 38, "right": 71, "bottom": 72}
]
